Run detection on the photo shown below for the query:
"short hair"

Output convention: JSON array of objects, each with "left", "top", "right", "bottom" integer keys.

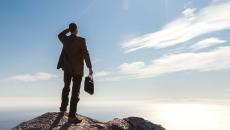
[{"left": 69, "top": 23, "right": 77, "bottom": 33}]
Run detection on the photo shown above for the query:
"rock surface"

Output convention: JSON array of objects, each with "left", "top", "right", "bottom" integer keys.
[{"left": 12, "top": 112, "right": 166, "bottom": 130}]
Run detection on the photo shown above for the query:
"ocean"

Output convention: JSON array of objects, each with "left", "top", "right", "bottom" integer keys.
[{"left": 1, "top": 99, "right": 230, "bottom": 130}]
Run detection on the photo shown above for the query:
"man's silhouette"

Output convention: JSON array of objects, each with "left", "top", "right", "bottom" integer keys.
[{"left": 57, "top": 23, "right": 93, "bottom": 122}]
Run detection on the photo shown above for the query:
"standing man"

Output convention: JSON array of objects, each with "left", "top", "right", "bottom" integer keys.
[{"left": 57, "top": 23, "right": 93, "bottom": 122}]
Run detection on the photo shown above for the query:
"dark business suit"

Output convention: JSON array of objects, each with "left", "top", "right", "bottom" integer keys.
[{"left": 57, "top": 29, "right": 92, "bottom": 117}]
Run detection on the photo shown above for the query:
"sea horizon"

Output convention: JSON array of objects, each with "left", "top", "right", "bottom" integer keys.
[{"left": 1, "top": 97, "right": 230, "bottom": 130}]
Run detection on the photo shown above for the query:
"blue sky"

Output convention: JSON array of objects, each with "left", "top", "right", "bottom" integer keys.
[{"left": 0, "top": 0, "right": 230, "bottom": 104}]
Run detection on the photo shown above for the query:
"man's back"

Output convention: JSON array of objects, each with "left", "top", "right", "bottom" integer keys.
[{"left": 57, "top": 29, "right": 92, "bottom": 76}]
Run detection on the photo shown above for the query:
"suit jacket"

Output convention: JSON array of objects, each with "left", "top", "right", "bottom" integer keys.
[{"left": 57, "top": 29, "right": 92, "bottom": 76}]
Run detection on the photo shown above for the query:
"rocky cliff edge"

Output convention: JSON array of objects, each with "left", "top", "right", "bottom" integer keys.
[{"left": 12, "top": 112, "right": 166, "bottom": 130}]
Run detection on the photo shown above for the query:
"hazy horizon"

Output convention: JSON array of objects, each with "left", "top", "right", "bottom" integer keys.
[{"left": 1, "top": 97, "right": 230, "bottom": 130}]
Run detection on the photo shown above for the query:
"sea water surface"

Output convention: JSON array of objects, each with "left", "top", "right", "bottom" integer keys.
[{"left": 1, "top": 98, "right": 230, "bottom": 130}]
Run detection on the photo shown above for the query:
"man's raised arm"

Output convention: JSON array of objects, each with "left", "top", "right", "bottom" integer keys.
[{"left": 58, "top": 29, "right": 69, "bottom": 44}]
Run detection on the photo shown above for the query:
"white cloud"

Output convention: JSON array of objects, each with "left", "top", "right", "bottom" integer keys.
[
  {"left": 119, "top": 46, "right": 230, "bottom": 78},
  {"left": 11, "top": 72, "right": 57, "bottom": 82},
  {"left": 119, "top": 62, "right": 145, "bottom": 75},
  {"left": 122, "top": 1, "right": 230, "bottom": 53},
  {"left": 182, "top": 8, "right": 196, "bottom": 20},
  {"left": 94, "top": 71, "right": 111, "bottom": 77},
  {"left": 190, "top": 37, "right": 226, "bottom": 50}
]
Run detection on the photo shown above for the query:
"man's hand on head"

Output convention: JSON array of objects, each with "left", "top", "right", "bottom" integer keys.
[{"left": 65, "top": 28, "right": 70, "bottom": 32}]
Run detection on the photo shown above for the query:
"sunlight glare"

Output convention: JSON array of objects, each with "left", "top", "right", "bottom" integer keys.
[{"left": 148, "top": 103, "right": 230, "bottom": 130}]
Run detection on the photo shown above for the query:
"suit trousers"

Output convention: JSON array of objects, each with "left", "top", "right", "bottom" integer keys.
[{"left": 60, "top": 71, "right": 82, "bottom": 117}]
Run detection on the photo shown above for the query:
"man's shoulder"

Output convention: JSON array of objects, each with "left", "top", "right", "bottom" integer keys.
[{"left": 77, "top": 36, "right": 86, "bottom": 41}]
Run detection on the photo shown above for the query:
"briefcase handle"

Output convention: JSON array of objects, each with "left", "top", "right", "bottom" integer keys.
[{"left": 88, "top": 74, "right": 93, "bottom": 80}]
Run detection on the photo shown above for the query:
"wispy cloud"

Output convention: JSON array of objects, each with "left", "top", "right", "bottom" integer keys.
[
  {"left": 182, "top": 8, "right": 196, "bottom": 21},
  {"left": 119, "top": 46, "right": 230, "bottom": 78},
  {"left": 94, "top": 71, "right": 111, "bottom": 78},
  {"left": 190, "top": 37, "right": 226, "bottom": 50},
  {"left": 93, "top": 71, "right": 128, "bottom": 82},
  {"left": 11, "top": 72, "right": 57, "bottom": 82},
  {"left": 122, "top": 1, "right": 230, "bottom": 53},
  {"left": 119, "top": 62, "right": 145, "bottom": 75}
]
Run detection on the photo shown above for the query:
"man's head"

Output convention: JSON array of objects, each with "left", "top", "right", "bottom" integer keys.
[{"left": 69, "top": 23, "right": 78, "bottom": 35}]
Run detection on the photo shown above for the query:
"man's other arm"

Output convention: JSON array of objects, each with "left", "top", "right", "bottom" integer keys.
[
  {"left": 58, "top": 29, "right": 69, "bottom": 44},
  {"left": 82, "top": 39, "right": 93, "bottom": 74}
]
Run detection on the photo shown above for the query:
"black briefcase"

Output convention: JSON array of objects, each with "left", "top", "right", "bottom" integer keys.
[{"left": 84, "top": 76, "right": 94, "bottom": 95}]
